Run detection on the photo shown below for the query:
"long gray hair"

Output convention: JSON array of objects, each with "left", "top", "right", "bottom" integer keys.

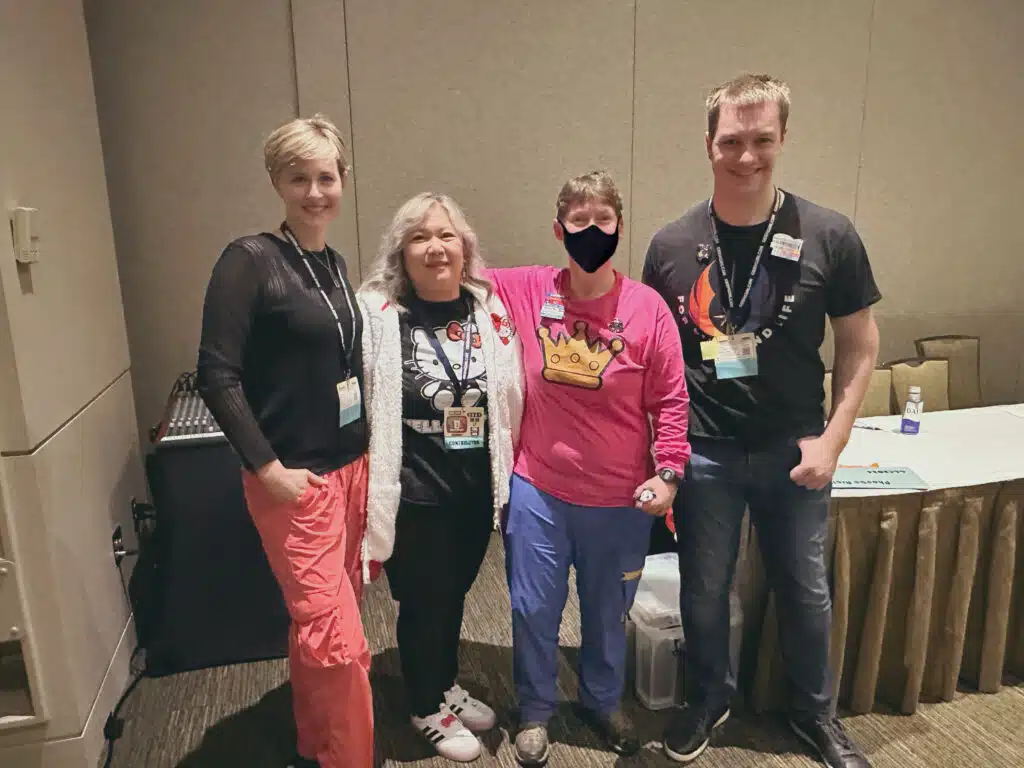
[{"left": 361, "top": 192, "right": 492, "bottom": 311}]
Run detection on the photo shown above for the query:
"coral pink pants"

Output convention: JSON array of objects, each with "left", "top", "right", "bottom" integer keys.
[{"left": 243, "top": 456, "right": 373, "bottom": 767}]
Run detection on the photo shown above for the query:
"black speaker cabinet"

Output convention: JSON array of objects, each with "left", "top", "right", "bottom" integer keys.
[{"left": 144, "top": 440, "right": 289, "bottom": 676}]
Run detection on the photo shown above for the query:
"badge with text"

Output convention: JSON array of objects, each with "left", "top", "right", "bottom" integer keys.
[
  {"left": 770, "top": 233, "right": 803, "bottom": 261},
  {"left": 700, "top": 339, "right": 719, "bottom": 361},
  {"left": 540, "top": 293, "right": 566, "bottom": 320},
  {"left": 714, "top": 333, "right": 758, "bottom": 379},
  {"left": 443, "top": 406, "right": 486, "bottom": 450},
  {"left": 337, "top": 377, "right": 362, "bottom": 427}
]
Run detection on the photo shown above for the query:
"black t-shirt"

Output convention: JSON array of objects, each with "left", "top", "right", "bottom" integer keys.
[
  {"left": 197, "top": 233, "right": 367, "bottom": 474},
  {"left": 399, "top": 291, "right": 492, "bottom": 505},
  {"left": 642, "top": 191, "right": 881, "bottom": 448}
]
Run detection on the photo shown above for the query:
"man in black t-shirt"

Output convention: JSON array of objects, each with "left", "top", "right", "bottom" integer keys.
[{"left": 643, "top": 74, "right": 880, "bottom": 768}]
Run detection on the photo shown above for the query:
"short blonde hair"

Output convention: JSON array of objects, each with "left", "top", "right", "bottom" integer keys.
[
  {"left": 555, "top": 170, "right": 623, "bottom": 221},
  {"left": 263, "top": 114, "right": 350, "bottom": 182},
  {"left": 706, "top": 73, "right": 791, "bottom": 139},
  {"left": 361, "top": 193, "right": 491, "bottom": 311}
]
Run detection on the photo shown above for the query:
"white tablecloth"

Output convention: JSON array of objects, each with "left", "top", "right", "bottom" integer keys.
[{"left": 834, "top": 405, "right": 1024, "bottom": 497}]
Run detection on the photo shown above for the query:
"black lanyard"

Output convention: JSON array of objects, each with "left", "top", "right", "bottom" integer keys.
[
  {"left": 707, "top": 188, "right": 783, "bottom": 320},
  {"left": 423, "top": 299, "right": 475, "bottom": 408},
  {"left": 281, "top": 224, "right": 357, "bottom": 370}
]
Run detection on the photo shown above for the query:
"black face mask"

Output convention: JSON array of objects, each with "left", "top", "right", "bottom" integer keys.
[{"left": 559, "top": 221, "right": 619, "bottom": 273}]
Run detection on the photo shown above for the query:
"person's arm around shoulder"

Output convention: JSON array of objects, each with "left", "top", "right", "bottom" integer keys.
[
  {"left": 484, "top": 265, "right": 549, "bottom": 324},
  {"left": 484, "top": 290, "right": 525, "bottom": 449},
  {"left": 791, "top": 219, "right": 882, "bottom": 490},
  {"left": 635, "top": 289, "right": 691, "bottom": 516}
]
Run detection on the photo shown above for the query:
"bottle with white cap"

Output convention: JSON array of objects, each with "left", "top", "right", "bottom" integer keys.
[{"left": 900, "top": 385, "right": 923, "bottom": 434}]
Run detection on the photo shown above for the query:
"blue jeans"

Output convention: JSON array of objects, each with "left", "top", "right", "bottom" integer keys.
[
  {"left": 677, "top": 436, "right": 832, "bottom": 718},
  {"left": 505, "top": 475, "right": 653, "bottom": 722}
]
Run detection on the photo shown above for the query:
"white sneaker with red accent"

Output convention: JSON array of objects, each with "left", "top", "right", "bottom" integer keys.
[
  {"left": 411, "top": 703, "right": 481, "bottom": 762},
  {"left": 444, "top": 684, "right": 497, "bottom": 732}
]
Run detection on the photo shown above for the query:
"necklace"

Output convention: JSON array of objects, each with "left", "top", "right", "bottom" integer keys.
[{"left": 281, "top": 223, "right": 340, "bottom": 288}]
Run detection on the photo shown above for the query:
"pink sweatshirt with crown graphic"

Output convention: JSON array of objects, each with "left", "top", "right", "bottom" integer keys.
[{"left": 490, "top": 266, "right": 690, "bottom": 507}]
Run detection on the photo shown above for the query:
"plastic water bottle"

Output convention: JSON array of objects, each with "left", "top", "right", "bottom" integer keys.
[{"left": 900, "top": 385, "right": 923, "bottom": 434}]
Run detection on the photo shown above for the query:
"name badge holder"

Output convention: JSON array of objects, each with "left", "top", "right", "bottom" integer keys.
[
  {"left": 705, "top": 189, "right": 783, "bottom": 380},
  {"left": 540, "top": 292, "right": 566, "bottom": 321},
  {"left": 770, "top": 232, "right": 803, "bottom": 261},
  {"left": 423, "top": 302, "right": 486, "bottom": 450},
  {"left": 281, "top": 224, "right": 362, "bottom": 426}
]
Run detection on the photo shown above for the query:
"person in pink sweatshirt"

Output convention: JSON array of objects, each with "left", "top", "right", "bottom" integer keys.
[{"left": 489, "top": 170, "right": 690, "bottom": 765}]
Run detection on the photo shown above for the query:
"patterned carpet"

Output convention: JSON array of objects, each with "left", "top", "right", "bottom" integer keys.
[{"left": 102, "top": 534, "right": 1024, "bottom": 767}]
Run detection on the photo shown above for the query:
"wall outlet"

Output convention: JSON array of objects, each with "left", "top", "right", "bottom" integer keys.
[{"left": 112, "top": 525, "right": 125, "bottom": 566}]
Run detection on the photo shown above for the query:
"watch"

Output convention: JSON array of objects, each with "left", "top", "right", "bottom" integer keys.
[{"left": 658, "top": 467, "right": 679, "bottom": 484}]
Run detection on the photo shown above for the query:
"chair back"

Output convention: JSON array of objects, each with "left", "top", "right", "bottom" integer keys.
[
  {"left": 915, "top": 335, "right": 981, "bottom": 409},
  {"left": 823, "top": 368, "right": 892, "bottom": 418},
  {"left": 860, "top": 368, "right": 893, "bottom": 417},
  {"left": 887, "top": 357, "right": 950, "bottom": 413}
]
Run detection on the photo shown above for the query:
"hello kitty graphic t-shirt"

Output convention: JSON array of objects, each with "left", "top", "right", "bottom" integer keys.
[{"left": 399, "top": 290, "right": 492, "bottom": 505}]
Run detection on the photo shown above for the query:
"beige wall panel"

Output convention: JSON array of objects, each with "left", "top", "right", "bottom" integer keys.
[
  {"left": 0, "top": 0, "right": 131, "bottom": 452},
  {"left": 293, "top": 0, "right": 362, "bottom": 282},
  {"left": 343, "top": 0, "right": 636, "bottom": 276},
  {"left": 630, "top": 0, "right": 873, "bottom": 278},
  {"left": 856, "top": 0, "right": 1024, "bottom": 314},
  {"left": 0, "top": 372, "right": 144, "bottom": 743},
  {"left": 85, "top": 0, "right": 296, "bottom": 438}
]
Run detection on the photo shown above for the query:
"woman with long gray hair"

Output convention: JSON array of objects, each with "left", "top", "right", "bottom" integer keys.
[{"left": 359, "top": 193, "right": 524, "bottom": 762}]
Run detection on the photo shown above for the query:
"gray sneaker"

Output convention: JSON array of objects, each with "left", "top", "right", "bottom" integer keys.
[{"left": 514, "top": 721, "right": 550, "bottom": 766}]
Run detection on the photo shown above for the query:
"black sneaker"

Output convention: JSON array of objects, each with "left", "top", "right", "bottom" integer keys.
[
  {"left": 663, "top": 703, "right": 730, "bottom": 763},
  {"left": 514, "top": 721, "right": 550, "bottom": 766},
  {"left": 580, "top": 707, "right": 640, "bottom": 757},
  {"left": 789, "top": 715, "right": 871, "bottom": 768}
]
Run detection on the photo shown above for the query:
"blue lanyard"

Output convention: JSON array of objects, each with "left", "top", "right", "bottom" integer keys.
[{"left": 424, "top": 300, "right": 475, "bottom": 407}]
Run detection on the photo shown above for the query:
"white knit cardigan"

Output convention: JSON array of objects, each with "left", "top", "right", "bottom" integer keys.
[{"left": 358, "top": 283, "right": 524, "bottom": 576}]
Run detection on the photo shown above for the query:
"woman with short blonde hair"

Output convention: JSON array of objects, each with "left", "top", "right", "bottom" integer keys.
[{"left": 198, "top": 114, "right": 372, "bottom": 768}]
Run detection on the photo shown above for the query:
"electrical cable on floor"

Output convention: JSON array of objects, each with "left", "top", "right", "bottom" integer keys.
[
  {"left": 102, "top": 530, "right": 148, "bottom": 768},
  {"left": 102, "top": 650, "right": 144, "bottom": 768}
]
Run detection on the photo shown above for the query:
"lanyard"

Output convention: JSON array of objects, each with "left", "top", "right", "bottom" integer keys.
[
  {"left": 423, "top": 299, "right": 475, "bottom": 408},
  {"left": 707, "top": 188, "right": 782, "bottom": 315},
  {"left": 281, "top": 224, "right": 357, "bottom": 368}
]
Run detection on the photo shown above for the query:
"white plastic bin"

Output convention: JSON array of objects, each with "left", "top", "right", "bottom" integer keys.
[
  {"left": 630, "top": 552, "right": 681, "bottom": 629},
  {"left": 630, "top": 554, "right": 744, "bottom": 711},
  {"left": 633, "top": 616, "right": 684, "bottom": 709}
]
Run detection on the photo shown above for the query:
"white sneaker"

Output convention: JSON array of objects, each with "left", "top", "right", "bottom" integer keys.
[
  {"left": 412, "top": 703, "right": 481, "bottom": 762},
  {"left": 444, "top": 683, "right": 497, "bottom": 732}
]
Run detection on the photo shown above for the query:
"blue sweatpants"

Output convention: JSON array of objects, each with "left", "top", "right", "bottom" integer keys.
[{"left": 504, "top": 474, "right": 653, "bottom": 723}]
